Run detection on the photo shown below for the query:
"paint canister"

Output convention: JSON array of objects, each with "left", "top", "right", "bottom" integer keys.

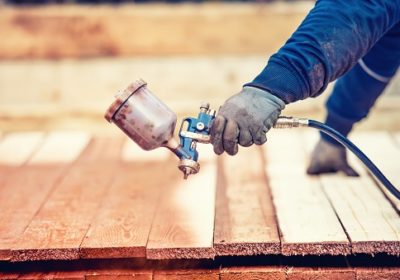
[{"left": 105, "top": 79, "right": 177, "bottom": 151}]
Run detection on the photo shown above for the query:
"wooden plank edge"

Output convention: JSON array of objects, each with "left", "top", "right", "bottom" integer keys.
[
  {"left": 10, "top": 248, "right": 79, "bottom": 262},
  {"left": 220, "top": 266, "right": 285, "bottom": 280},
  {"left": 352, "top": 241, "right": 400, "bottom": 256},
  {"left": 0, "top": 248, "right": 11, "bottom": 261},
  {"left": 146, "top": 247, "right": 215, "bottom": 260},
  {"left": 281, "top": 242, "right": 351, "bottom": 256},
  {"left": 214, "top": 242, "right": 281, "bottom": 256},
  {"left": 286, "top": 267, "right": 356, "bottom": 280},
  {"left": 79, "top": 246, "right": 146, "bottom": 259},
  {"left": 154, "top": 269, "right": 219, "bottom": 280}
]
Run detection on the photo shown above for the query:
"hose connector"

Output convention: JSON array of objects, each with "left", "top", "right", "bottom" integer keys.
[{"left": 273, "top": 116, "right": 309, "bottom": 129}]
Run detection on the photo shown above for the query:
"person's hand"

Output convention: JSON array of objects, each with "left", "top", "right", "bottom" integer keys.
[
  {"left": 210, "top": 86, "right": 285, "bottom": 155},
  {"left": 307, "top": 137, "right": 359, "bottom": 176}
]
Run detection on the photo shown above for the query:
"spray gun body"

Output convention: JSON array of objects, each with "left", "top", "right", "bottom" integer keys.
[
  {"left": 177, "top": 103, "right": 216, "bottom": 178},
  {"left": 105, "top": 79, "right": 216, "bottom": 179}
]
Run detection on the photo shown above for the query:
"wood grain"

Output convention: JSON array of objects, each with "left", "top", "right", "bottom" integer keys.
[
  {"left": 146, "top": 154, "right": 217, "bottom": 259},
  {"left": 220, "top": 267, "right": 285, "bottom": 280},
  {"left": 154, "top": 270, "right": 219, "bottom": 280},
  {"left": 303, "top": 132, "right": 400, "bottom": 255},
  {"left": 263, "top": 130, "right": 350, "bottom": 256},
  {"left": 351, "top": 132, "right": 400, "bottom": 211},
  {"left": 122, "top": 139, "right": 169, "bottom": 162},
  {"left": 286, "top": 267, "right": 355, "bottom": 280},
  {"left": 214, "top": 145, "right": 280, "bottom": 256},
  {"left": 11, "top": 137, "right": 123, "bottom": 261},
  {"left": 0, "top": 132, "right": 43, "bottom": 166},
  {"left": 0, "top": 132, "right": 71, "bottom": 260},
  {"left": 80, "top": 160, "right": 175, "bottom": 259}
]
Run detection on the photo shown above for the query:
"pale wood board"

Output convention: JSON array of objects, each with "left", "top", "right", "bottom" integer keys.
[
  {"left": 303, "top": 131, "right": 400, "bottom": 255},
  {"left": 11, "top": 137, "right": 123, "bottom": 261},
  {"left": 220, "top": 267, "right": 286, "bottom": 280},
  {"left": 146, "top": 151, "right": 217, "bottom": 259},
  {"left": 80, "top": 160, "right": 175, "bottom": 259},
  {"left": 122, "top": 139, "right": 170, "bottom": 162},
  {"left": 0, "top": 132, "right": 43, "bottom": 166},
  {"left": 350, "top": 132, "right": 400, "bottom": 211},
  {"left": 214, "top": 145, "right": 281, "bottom": 256},
  {"left": 263, "top": 130, "right": 350, "bottom": 255},
  {"left": 29, "top": 131, "right": 90, "bottom": 164},
  {"left": 0, "top": 132, "right": 63, "bottom": 260}
]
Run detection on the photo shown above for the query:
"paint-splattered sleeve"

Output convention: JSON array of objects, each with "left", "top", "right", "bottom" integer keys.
[{"left": 245, "top": 0, "right": 400, "bottom": 104}]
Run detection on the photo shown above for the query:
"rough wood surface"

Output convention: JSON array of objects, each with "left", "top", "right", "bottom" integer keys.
[
  {"left": 122, "top": 139, "right": 170, "bottom": 162},
  {"left": 0, "top": 132, "right": 43, "bottom": 166},
  {"left": 0, "top": 132, "right": 79, "bottom": 260},
  {"left": 146, "top": 148, "right": 217, "bottom": 259},
  {"left": 154, "top": 270, "right": 219, "bottom": 280},
  {"left": 263, "top": 130, "right": 350, "bottom": 256},
  {"left": 11, "top": 137, "right": 123, "bottom": 261},
  {"left": 220, "top": 267, "right": 285, "bottom": 280},
  {"left": 351, "top": 132, "right": 400, "bottom": 211},
  {"left": 80, "top": 161, "right": 175, "bottom": 259},
  {"left": 303, "top": 132, "right": 400, "bottom": 255},
  {"left": 214, "top": 146, "right": 280, "bottom": 256}
]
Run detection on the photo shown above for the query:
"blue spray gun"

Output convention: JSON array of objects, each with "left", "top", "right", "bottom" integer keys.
[{"left": 105, "top": 80, "right": 216, "bottom": 179}]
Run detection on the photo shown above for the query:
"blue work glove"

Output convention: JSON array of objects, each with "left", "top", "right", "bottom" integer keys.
[
  {"left": 210, "top": 86, "right": 285, "bottom": 155},
  {"left": 307, "top": 137, "right": 359, "bottom": 176}
]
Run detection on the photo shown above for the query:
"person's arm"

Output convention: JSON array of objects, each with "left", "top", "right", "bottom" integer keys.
[
  {"left": 211, "top": 0, "right": 400, "bottom": 155},
  {"left": 246, "top": 0, "right": 400, "bottom": 103}
]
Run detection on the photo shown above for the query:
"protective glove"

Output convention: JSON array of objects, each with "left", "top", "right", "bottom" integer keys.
[
  {"left": 307, "top": 137, "right": 359, "bottom": 176},
  {"left": 210, "top": 86, "right": 285, "bottom": 156}
]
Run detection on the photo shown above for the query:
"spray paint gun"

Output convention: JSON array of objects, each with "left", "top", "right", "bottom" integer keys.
[{"left": 105, "top": 79, "right": 216, "bottom": 179}]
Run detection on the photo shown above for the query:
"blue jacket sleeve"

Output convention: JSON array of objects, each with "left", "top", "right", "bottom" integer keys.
[{"left": 245, "top": 0, "right": 400, "bottom": 104}]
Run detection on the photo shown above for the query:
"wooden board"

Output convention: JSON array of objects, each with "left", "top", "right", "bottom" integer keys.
[
  {"left": 122, "top": 139, "right": 169, "bottom": 162},
  {"left": 0, "top": 132, "right": 79, "bottom": 260},
  {"left": 146, "top": 146, "right": 217, "bottom": 259},
  {"left": 0, "top": 132, "right": 43, "bottom": 166},
  {"left": 11, "top": 137, "right": 123, "bottom": 261},
  {"left": 214, "top": 145, "right": 280, "bottom": 256},
  {"left": 263, "top": 130, "right": 350, "bottom": 255},
  {"left": 80, "top": 160, "right": 175, "bottom": 259},
  {"left": 303, "top": 132, "right": 400, "bottom": 255},
  {"left": 220, "top": 266, "right": 285, "bottom": 280},
  {"left": 351, "top": 132, "right": 400, "bottom": 211}
]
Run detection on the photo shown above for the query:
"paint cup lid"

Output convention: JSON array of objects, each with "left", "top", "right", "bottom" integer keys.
[{"left": 104, "top": 79, "right": 147, "bottom": 123}]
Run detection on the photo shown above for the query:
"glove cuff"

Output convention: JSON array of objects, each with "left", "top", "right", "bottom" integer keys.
[{"left": 242, "top": 86, "right": 286, "bottom": 110}]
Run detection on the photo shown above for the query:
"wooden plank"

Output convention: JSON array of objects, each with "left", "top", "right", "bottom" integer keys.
[
  {"left": 146, "top": 145, "right": 217, "bottom": 259},
  {"left": 286, "top": 267, "right": 355, "bottom": 280},
  {"left": 356, "top": 267, "right": 400, "bottom": 280},
  {"left": 29, "top": 131, "right": 90, "bottom": 164},
  {"left": 263, "top": 130, "right": 350, "bottom": 256},
  {"left": 220, "top": 266, "right": 285, "bottom": 280},
  {"left": 214, "top": 145, "right": 280, "bottom": 256},
  {"left": 122, "top": 139, "right": 169, "bottom": 162},
  {"left": 0, "top": 132, "right": 80, "bottom": 260},
  {"left": 11, "top": 137, "right": 123, "bottom": 262},
  {"left": 0, "top": 132, "right": 43, "bottom": 166},
  {"left": 303, "top": 132, "right": 400, "bottom": 255},
  {"left": 351, "top": 132, "right": 400, "bottom": 211},
  {"left": 153, "top": 270, "right": 219, "bottom": 280},
  {"left": 80, "top": 160, "right": 175, "bottom": 259},
  {"left": 394, "top": 132, "right": 400, "bottom": 147}
]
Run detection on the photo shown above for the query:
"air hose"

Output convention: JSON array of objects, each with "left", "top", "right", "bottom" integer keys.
[{"left": 274, "top": 116, "right": 400, "bottom": 201}]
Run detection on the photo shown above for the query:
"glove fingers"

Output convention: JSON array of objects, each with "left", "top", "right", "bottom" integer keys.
[
  {"left": 340, "top": 164, "right": 360, "bottom": 177},
  {"left": 253, "top": 126, "right": 267, "bottom": 145},
  {"left": 238, "top": 128, "right": 253, "bottom": 147},
  {"left": 223, "top": 120, "right": 239, "bottom": 156},
  {"left": 210, "top": 115, "right": 226, "bottom": 155}
]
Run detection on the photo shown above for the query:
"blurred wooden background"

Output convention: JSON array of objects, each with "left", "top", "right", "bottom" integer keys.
[{"left": 0, "top": 2, "right": 399, "bottom": 132}]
